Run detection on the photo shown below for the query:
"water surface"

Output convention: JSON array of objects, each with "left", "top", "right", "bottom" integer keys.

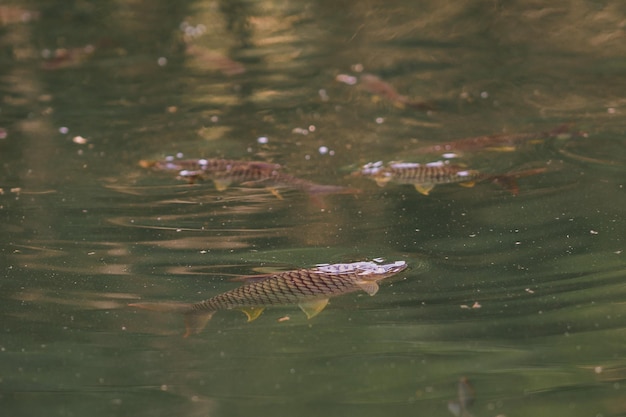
[{"left": 1, "top": 1, "right": 625, "bottom": 416}]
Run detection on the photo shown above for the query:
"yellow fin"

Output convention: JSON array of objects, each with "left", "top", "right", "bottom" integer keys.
[
  {"left": 459, "top": 181, "right": 476, "bottom": 188},
  {"left": 356, "top": 281, "right": 379, "bottom": 296},
  {"left": 266, "top": 187, "right": 283, "bottom": 200},
  {"left": 183, "top": 311, "right": 215, "bottom": 338},
  {"left": 414, "top": 183, "right": 434, "bottom": 195},
  {"left": 213, "top": 179, "right": 231, "bottom": 191},
  {"left": 298, "top": 299, "right": 329, "bottom": 319},
  {"left": 240, "top": 306, "right": 265, "bottom": 322},
  {"left": 374, "top": 177, "right": 391, "bottom": 187}
]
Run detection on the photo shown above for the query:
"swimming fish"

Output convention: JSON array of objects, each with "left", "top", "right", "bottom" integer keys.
[
  {"left": 129, "top": 260, "right": 408, "bottom": 337},
  {"left": 140, "top": 157, "right": 360, "bottom": 199},
  {"left": 359, "top": 74, "right": 435, "bottom": 111},
  {"left": 353, "top": 160, "right": 546, "bottom": 195},
  {"left": 413, "top": 124, "right": 586, "bottom": 155},
  {"left": 354, "top": 160, "right": 482, "bottom": 195},
  {"left": 448, "top": 377, "right": 475, "bottom": 417}
]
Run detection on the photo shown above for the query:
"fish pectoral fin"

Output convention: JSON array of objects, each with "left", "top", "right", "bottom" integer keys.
[
  {"left": 298, "top": 299, "right": 329, "bottom": 319},
  {"left": 213, "top": 179, "right": 232, "bottom": 192},
  {"left": 459, "top": 181, "right": 476, "bottom": 188},
  {"left": 374, "top": 177, "right": 391, "bottom": 187},
  {"left": 414, "top": 183, "right": 434, "bottom": 195},
  {"left": 239, "top": 306, "right": 265, "bottom": 322},
  {"left": 356, "top": 280, "right": 379, "bottom": 296},
  {"left": 266, "top": 187, "right": 283, "bottom": 200},
  {"left": 183, "top": 310, "right": 216, "bottom": 338}
]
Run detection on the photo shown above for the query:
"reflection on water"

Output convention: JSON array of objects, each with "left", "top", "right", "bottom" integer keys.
[{"left": 1, "top": 0, "right": 626, "bottom": 416}]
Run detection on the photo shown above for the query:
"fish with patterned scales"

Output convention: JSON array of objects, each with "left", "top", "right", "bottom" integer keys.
[
  {"left": 129, "top": 260, "right": 408, "bottom": 337},
  {"left": 353, "top": 160, "right": 547, "bottom": 195},
  {"left": 140, "top": 156, "right": 360, "bottom": 201}
]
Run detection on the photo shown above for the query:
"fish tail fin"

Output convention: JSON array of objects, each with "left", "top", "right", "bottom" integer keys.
[
  {"left": 489, "top": 175, "right": 519, "bottom": 196},
  {"left": 305, "top": 185, "right": 361, "bottom": 208},
  {"left": 129, "top": 302, "right": 215, "bottom": 337},
  {"left": 490, "top": 167, "right": 548, "bottom": 196}
]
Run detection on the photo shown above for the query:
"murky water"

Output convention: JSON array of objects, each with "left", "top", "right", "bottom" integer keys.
[{"left": 1, "top": 1, "right": 625, "bottom": 416}]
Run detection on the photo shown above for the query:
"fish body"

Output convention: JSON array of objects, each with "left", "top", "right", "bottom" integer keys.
[
  {"left": 414, "top": 124, "right": 586, "bottom": 155},
  {"left": 355, "top": 160, "right": 482, "bottom": 195},
  {"left": 140, "top": 157, "right": 359, "bottom": 198},
  {"left": 130, "top": 260, "right": 408, "bottom": 336},
  {"left": 357, "top": 74, "right": 434, "bottom": 111}
]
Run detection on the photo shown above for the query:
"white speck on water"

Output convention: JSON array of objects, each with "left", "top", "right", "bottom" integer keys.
[
  {"left": 318, "top": 146, "right": 328, "bottom": 155},
  {"left": 157, "top": 57, "right": 168, "bottom": 66},
  {"left": 480, "top": 91, "right": 489, "bottom": 98},
  {"left": 257, "top": 136, "right": 268, "bottom": 144},
  {"left": 59, "top": 126, "right": 69, "bottom": 134},
  {"left": 375, "top": 117, "right": 384, "bottom": 124}
]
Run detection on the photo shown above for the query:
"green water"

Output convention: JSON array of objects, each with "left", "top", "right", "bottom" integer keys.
[{"left": 1, "top": 1, "right": 625, "bottom": 416}]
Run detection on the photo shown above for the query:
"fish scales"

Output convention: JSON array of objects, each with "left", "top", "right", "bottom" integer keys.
[
  {"left": 129, "top": 261, "right": 407, "bottom": 336},
  {"left": 389, "top": 163, "right": 481, "bottom": 184},
  {"left": 190, "top": 270, "right": 358, "bottom": 312},
  {"left": 142, "top": 156, "right": 359, "bottom": 198}
]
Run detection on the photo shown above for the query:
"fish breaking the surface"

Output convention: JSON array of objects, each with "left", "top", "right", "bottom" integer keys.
[
  {"left": 129, "top": 260, "right": 408, "bottom": 337},
  {"left": 354, "top": 160, "right": 546, "bottom": 195},
  {"left": 140, "top": 156, "right": 360, "bottom": 199}
]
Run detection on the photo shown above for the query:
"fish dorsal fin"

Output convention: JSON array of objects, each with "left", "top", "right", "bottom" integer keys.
[
  {"left": 459, "top": 181, "right": 476, "bottom": 188},
  {"left": 298, "top": 299, "right": 329, "bottom": 319},
  {"left": 213, "top": 179, "right": 232, "bottom": 192},
  {"left": 356, "top": 280, "right": 379, "bottom": 296},
  {"left": 183, "top": 311, "right": 216, "bottom": 338},
  {"left": 240, "top": 306, "right": 265, "bottom": 322},
  {"left": 230, "top": 273, "right": 276, "bottom": 282},
  {"left": 414, "top": 183, "right": 434, "bottom": 195}
]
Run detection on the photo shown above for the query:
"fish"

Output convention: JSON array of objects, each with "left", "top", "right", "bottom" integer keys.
[
  {"left": 413, "top": 124, "right": 586, "bottom": 155},
  {"left": 353, "top": 160, "right": 547, "bottom": 195},
  {"left": 129, "top": 260, "right": 408, "bottom": 337},
  {"left": 337, "top": 73, "right": 434, "bottom": 111},
  {"left": 447, "top": 376, "right": 475, "bottom": 417},
  {"left": 139, "top": 156, "right": 361, "bottom": 200}
]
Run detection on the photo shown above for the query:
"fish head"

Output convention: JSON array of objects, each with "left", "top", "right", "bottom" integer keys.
[
  {"left": 355, "top": 161, "right": 393, "bottom": 186},
  {"left": 315, "top": 260, "right": 407, "bottom": 282}
]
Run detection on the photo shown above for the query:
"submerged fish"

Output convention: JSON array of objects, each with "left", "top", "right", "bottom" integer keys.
[
  {"left": 336, "top": 73, "right": 434, "bottom": 111},
  {"left": 129, "top": 260, "right": 408, "bottom": 337},
  {"left": 448, "top": 377, "right": 475, "bottom": 417},
  {"left": 140, "top": 156, "right": 360, "bottom": 199},
  {"left": 353, "top": 160, "right": 546, "bottom": 195},
  {"left": 413, "top": 124, "right": 586, "bottom": 155}
]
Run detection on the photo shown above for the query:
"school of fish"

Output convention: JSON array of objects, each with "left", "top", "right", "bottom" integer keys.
[{"left": 132, "top": 72, "right": 581, "bottom": 336}]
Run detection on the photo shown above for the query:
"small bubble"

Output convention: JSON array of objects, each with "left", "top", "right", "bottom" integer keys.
[
  {"left": 318, "top": 146, "right": 329, "bottom": 155},
  {"left": 157, "top": 57, "right": 168, "bottom": 67},
  {"left": 257, "top": 136, "right": 268, "bottom": 144},
  {"left": 375, "top": 117, "right": 384, "bottom": 124},
  {"left": 352, "top": 63, "right": 364, "bottom": 72},
  {"left": 480, "top": 91, "right": 489, "bottom": 99},
  {"left": 59, "top": 126, "right": 69, "bottom": 134},
  {"left": 336, "top": 74, "right": 357, "bottom": 85}
]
